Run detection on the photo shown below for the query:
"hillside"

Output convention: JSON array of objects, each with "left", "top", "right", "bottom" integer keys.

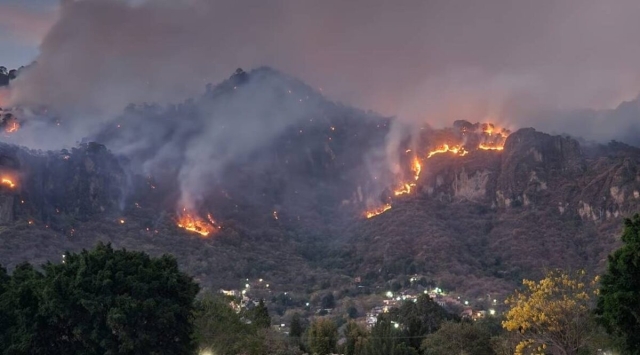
[{"left": 0, "top": 67, "right": 639, "bottom": 303}]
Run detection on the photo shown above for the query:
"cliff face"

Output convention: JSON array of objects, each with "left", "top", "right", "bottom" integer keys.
[
  {"left": 348, "top": 128, "right": 640, "bottom": 298},
  {"left": 415, "top": 128, "right": 640, "bottom": 220},
  {"left": 0, "top": 142, "right": 125, "bottom": 229}
]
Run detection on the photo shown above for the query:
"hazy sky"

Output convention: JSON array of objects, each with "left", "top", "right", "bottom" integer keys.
[{"left": 3, "top": 0, "right": 640, "bottom": 133}]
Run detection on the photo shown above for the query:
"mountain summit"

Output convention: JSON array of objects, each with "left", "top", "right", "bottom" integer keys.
[{"left": 0, "top": 68, "right": 639, "bottom": 300}]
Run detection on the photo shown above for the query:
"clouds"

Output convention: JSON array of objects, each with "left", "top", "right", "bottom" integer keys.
[{"left": 6, "top": 0, "right": 640, "bottom": 145}]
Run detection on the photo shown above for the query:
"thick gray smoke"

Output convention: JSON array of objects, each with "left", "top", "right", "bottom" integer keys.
[
  {"left": 6, "top": 0, "right": 640, "bottom": 141},
  {"left": 3, "top": 0, "right": 640, "bottom": 208}
]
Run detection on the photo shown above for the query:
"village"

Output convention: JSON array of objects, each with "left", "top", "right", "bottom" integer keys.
[{"left": 219, "top": 275, "right": 502, "bottom": 334}]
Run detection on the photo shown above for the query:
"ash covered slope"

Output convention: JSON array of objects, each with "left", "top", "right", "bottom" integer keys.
[{"left": 348, "top": 128, "right": 640, "bottom": 297}]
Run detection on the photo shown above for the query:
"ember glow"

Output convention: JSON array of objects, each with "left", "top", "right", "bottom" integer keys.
[
  {"left": 177, "top": 209, "right": 220, "bottom": 237},
  {"left": 394, "top": 183, "right": 415, "bottom": 196},
  {"left": 365, "top": 204, "right": 392, "bottom": 218},
  {"left": 1, "top": 178, "right": 16, "bottom": 188},
  {"left": 427, "top": 144, "right": 468, "bottom": 159},
  {"left": 5, "top": 121, "right": 19, "bottom": 133},
  {"left": 412, "top": 159, "right": 422, "bottom": 181},
  {"left": 478, "top": 143, "right": 505, "bottom": 151}
]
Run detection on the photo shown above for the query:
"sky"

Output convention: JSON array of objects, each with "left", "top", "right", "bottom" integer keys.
[
  {"left": 2, "top": 0, "right": 640, "bottom": 139},
  {"left": 0, "top": 0, "right": 57, "bottom": 68}
]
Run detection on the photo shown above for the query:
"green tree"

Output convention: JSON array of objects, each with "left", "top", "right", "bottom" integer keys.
[
  {"left": 343, "top": 320, "right": 368, "bottom": 355},
  {"left": 194, "top": 293, "right": 262, "bottom": 355},
  {"left": 250, "top": 299, "right": 271, "bottom": 328},
  {"left": 389, "top": 294, "right": 452, "bottom": 350},
  {"left": 0, "top": 263, "right": 43, "bottom": 354},
  {"left": 307, "top": 318, "right": 338, "bottom": 355},
  {"left": 0, "top": 243, "right": 200, "bottom": 354},
  {"left": 421, "top": 321, "right": 495, "bottom": 355},
  {"left": 363, "top": 316, "right": 416, "bottom": 355},
  {"left": 290, "top": 313, "right": 304, "bottom": 338},
  {"left": 596, "top": 214, "right": 640, "bottom": 354}
]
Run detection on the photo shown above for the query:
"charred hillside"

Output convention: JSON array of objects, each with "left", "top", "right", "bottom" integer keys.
[{"left": 0, "top": 68, "right": 639, "bottom": 300}]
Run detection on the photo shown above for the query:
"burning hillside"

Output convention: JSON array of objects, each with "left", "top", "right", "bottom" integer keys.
[
  {"left": 363, "top": 121, "right": 511, "bottom": 218},
  {"left": 177, "top": 209, "right": 220, "bottom": 237}
]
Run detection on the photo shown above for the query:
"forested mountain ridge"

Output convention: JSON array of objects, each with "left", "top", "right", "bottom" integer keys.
[{"left": 0, "top": 67, "right": 639, "bottom": 302}]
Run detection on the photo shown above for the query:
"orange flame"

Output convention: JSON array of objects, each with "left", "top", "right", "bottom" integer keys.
[
  {"left": 394, "top": 183, "right": 415, "bottom": 196},
  {"left": 177, "top": 209, "right": 219, "bottom": 237},
  {"left": 427, "top": 144, "right": 468, "bottom": 158},
  {"left": 5, "top": 121, "right": 19, "bottom": 133},
  {"left": 365, "top": 204, "right": 392, "bottom": 218},
  {"left": 413, "top": 159, "right": 421, "bottom": 181},
  {"left": 1, "top": 178, "right": 15, "bottom": 188},
  {"left": 478, "top": 143, "right": 504, "bottom": 151}
]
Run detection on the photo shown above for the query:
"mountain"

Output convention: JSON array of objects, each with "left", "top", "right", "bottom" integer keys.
[{"left": 0, "top": 67, "right": 639, "bottom": 303}]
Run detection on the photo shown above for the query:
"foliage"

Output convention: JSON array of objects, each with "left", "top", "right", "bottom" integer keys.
[
  {"left": 596, "top": 213, "right": 640, "bottom": 354},
  {"left": 193, "top": 294, "right": 263, "bottom": 355},
  {"left": 388, "top": 294, "right": 454, "bottom": 350},
  {"left": 343, "top": 320, "right": 368, "bottom": 355},
  {"left": 502, "top": 269, "right": 599, "bottom": 355},
  {"left": 249, "top": 299, "right": 271, "bottom": 328},
  {"left": 363, "top": 316, "right": 417, "bottom": 355},
  {"left": 290, "top": 312, "right": 304, "bottom": 338},
  {"left": 0, "top": 243, "right": 200, "bottom": 355},
  {"left": 421, "top": 320, "right": 495, "bottom": 355},
  {"left": 307, "top": 317, "right": 338, "bottom": 355}
]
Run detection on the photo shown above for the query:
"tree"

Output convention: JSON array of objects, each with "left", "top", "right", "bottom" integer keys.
[
  {"left": 363, "top": 316, "right": 416, "bottom": 355},
  {"left": 421, "top": 321, "right": 494, "bottom": 355},
  {"left": 321, "top": 293, "right": 336, "bottom": 309},
  {"left": 0, "top": 243, "right": 200, "bottom": 354},
  {"left": 307, "top": 318, "right": 338, "bottom": 355},
  {"left": 502, "top": 269, "right": 599, "bottom": 355},
  {"left": 250, "top": 299, "right": 271, "bottom": 328},
  {"left": 194, "top": 293, "right": 263, "bottom": 355},
  {"left": 596, "top": 214, "right": 640, "bottom": 354},
  {"left": 290, "top": 313, "right": 304, "bottom": 338},
  {"left": 343, "top": 320, "right": 368, "bottom": 355},
  {"left": 0, "top": 262, "right": 43, "bottom": 353},
  {"left": 388, "top": 294, "right": 452, "bottom": 350}
]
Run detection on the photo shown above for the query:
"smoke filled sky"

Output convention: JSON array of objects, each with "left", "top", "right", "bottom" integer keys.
[{"left": 3, "top": 0, "right": 640, "bottom": 137}]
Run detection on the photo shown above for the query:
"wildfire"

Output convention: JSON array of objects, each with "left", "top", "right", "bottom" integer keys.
[
  {"left": 365, "top": 204, "right": 392, "bottom": 218},
  {"left": 426, "top": 144, "right": 468, "bottom": 158},
  {"left": 5, "top": 121, "right": 19, "bottom": 133},
  {"left": 177, "top": 209, "right": 220, "bottom": 237},
  {"left": 412, "top": 159, "right": 421, "bottom": 181},
  {"left": 394, "top": 183, "right": 415, "bottom": 196},
  {"left": 1, "top": 178, "right": 15, "bottom": 188},
  {"left": 478, "top": 143, "right": 504, "bottom": 151}
]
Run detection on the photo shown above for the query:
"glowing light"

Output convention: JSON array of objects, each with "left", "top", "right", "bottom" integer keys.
[
  {"left": 365, "top": 204, "right": 392, "bottom": 218},
  {"left": 1, "top": 178, "right": 15, "bottom": 188},
  {"left": 273, "top": 211, "right": 279, "bottom": 220},
  {"left": 119, "top": 219, "right": 125, "bottom": 224}
]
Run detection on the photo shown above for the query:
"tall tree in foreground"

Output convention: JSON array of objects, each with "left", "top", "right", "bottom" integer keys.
[
  {"left": 0, "top": 243, "right": 200, "bottom": 354},
  {"left": 596, "top": 214, "right": 640, "bottom": 354},
  {"left": 502, "top": 269, "right": 599, "bottom": 355},
  {"left": 307, "top": 317, "right": 338, "bottom": 355}
]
